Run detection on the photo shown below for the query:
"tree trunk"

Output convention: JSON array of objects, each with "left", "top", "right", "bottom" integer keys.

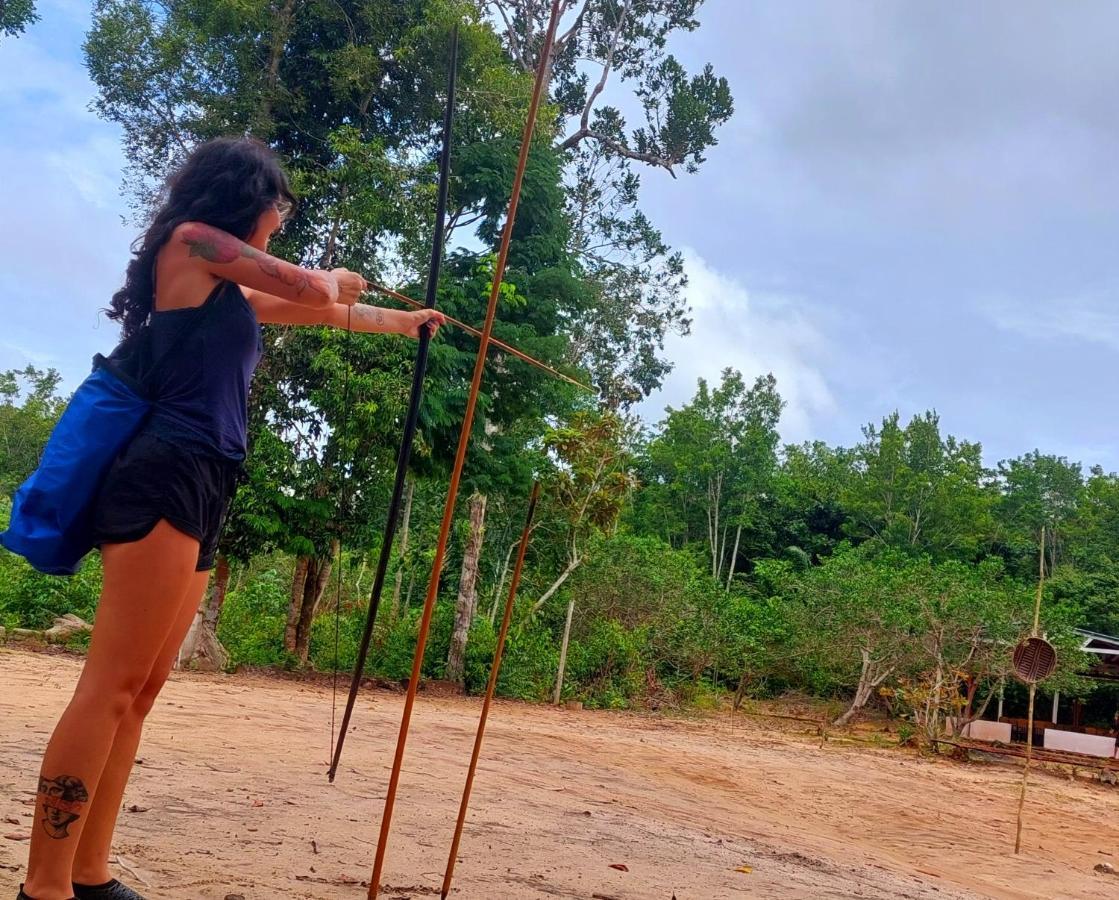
[
  {"left": 286, "top": 547, "right": 336, "bottom": 664},
  {"left": 489, "top": 537, "right": 520, "bottom": 625},
  {"left": 833, "top": 649, "right": 893, "bottom": 727},
  {"left": 178, "top": 556, "right": 232, "bottom": 671},
  {"left": 294, "top": 542, "right": 337, "bottom": 664},
  {"left": 354, "top": 555, "right": 367, "bottom": 598},
  {"left": 256, "top": 0, "right": 297, "bottom": 133},
  {"left": 732, "top": 668, "right": 750, "bottom": 711},
  {"left": 553, "top": 595, "right": 577, "bottom": 705},
  {"left": 447, "top": 493, "right": 487, "bottom": 686},
  {"left": 725, "top": 523, "right": 742, "bottom": 591},
  {"left": 391, "top": 477, "right": 415, "bottom": 621},
  {"left": 285, "top": 555, "right": 311, "bottom": 654},
  {"left": 525, "top": 553, "right": 581, "bottom": 621}
]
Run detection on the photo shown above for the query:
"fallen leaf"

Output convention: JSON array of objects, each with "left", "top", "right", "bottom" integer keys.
[
  {"left": 735, "top": 865, "right": 753, "bottom": 874},
  {"left": 252, "top": 800, "right": 265, "bottom": 808},
  {"left": 3, "top": 817, "right": 19, "bottom": 825},
  {"left": 127, "top": 805, "right": 149, "bottom": 813},
  {"left": 4, "top": 833, "right": 29, "bottom": 841},
  {"left": 608, "top": 863, "right": 629, "bottom": 872}
]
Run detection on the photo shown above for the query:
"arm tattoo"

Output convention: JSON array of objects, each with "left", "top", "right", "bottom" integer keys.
[
  {"left": 353, "top": 305, "right": 387, "bottom": 330},
  {"left": 38, "top": 775, "right": 88, "bottom": 839},
  {"left": 181, "top": 223, "right": 315, "bottom": 296}
]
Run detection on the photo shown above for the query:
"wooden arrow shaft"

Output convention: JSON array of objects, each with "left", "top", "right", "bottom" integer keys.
[{"left": 368, "top": 280, "right": 593, "bottom": 393}]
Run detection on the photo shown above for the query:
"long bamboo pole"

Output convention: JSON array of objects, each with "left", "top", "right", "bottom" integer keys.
[
  {"left": 1014, "top": 524, "right": 1046, "bottom": 855},
  {"left": 367, "top": 4, "right": 563, "bottom": 896},
  {"left": 326, "top": 26, "right": 459, "bottom": 783},
  {"left": 441, "top": 482, "right": 540, "bottom": 898}
]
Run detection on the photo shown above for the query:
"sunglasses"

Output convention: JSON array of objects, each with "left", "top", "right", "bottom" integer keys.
[{"left": 274, "top": 198, "right": 294, "bottom": 223}]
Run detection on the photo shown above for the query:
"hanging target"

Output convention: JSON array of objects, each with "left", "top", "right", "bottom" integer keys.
[{"left": 1012, "top": 636, "right": 1057, "bottom": 684}]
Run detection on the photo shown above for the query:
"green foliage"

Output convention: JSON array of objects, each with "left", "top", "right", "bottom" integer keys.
[
  {"left": 0, "top": 0, "right": 38, "bottom": 38},
  {"left": 844, "top": 411, "right": 994, "bottom": 560},
  {"left": 633, "top": 368, "right": 784, "bottom": 588},
  {"left": 0, "top": 543, "right": 101, "bottom": 631},
  {"left": 563, "top": 619, "right": 645, "bottom": 708},
  {"left": 0, "top": 367, "right": 66, "bottom": 496},
  {"left": 496, "top": 624, "right": 558, "bottom": 702},
  {"left": 217, "top": 569, "right": 294, "bottom": 668}
]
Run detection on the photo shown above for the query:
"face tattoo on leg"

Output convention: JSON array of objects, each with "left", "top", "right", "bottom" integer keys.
[{"left": 38, "top": 774, "right": 89, "bottom": 839}]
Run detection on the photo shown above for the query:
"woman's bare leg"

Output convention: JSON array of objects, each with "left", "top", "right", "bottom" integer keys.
[
  {"left": 70, "top": 569, "right": 210, "bottom": 887},
  {"left": 22, "top": 521, "right": 200, "bottom": 900}
]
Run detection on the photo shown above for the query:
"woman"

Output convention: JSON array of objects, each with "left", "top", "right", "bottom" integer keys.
[{"left": 19, "top": 138, "right": 444, "bottom": 900}]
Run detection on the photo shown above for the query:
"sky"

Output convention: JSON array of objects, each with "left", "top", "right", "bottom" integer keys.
[{"left": 2, "top": 1, "right": 1118, "bottom": 471}]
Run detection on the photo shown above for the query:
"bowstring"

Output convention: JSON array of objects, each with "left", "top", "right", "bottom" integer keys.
[{"left": 330, "top": 304, "right": 354, "bottom": 768}]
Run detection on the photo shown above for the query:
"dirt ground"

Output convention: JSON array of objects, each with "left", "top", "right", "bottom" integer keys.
[{"left": 3, "top": 649, "right": 1118, "bottom": 899}]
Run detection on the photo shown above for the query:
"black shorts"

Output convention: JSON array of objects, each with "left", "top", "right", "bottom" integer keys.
[{"left": 91, "top": 429, "right": 241, "bottom": 571}]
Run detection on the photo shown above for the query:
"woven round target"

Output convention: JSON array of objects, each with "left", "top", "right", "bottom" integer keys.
[{"left": 1012, "top": 636, "right": 1057, "bottom": 684}]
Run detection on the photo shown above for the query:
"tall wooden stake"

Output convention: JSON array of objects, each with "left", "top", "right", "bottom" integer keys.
[
  {"left": 1014, "top": 525, "right": 1046, "bottom": 854},
  {"left": 326, "top": 27, "right": 459, "bottom": 784},
  {"left": 367, "top": 4, "right": 563, "bottom": 896},
  {"left": 441, "top": 482, "right": 540, "bottom": 899}
]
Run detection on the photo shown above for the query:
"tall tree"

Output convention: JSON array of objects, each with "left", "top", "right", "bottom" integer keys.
[
  {"left": 485, "top": 0, "right": 734, "bottom": 405},
  {"left": 846, "top": 411, "right": 995, "bottom": 560},
  {"left": 85, "top": 1, "right": 586, "bottom": 666},
  {"left": 995, "top": 451, "right": 1084, "bottom": 578},
  {"left": 523, "top": 411, "right": 635, "bottom": 702},
  {"left": 0, "top": 0, "right": 38, "bottom": 38},
  {"left": 635, "top": 369, "right": 782, "bottom": 581}
]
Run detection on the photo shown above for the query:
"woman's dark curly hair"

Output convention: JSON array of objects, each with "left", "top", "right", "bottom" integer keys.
[{"left": 108, "top": 137, "right": 296, "bottom": 339}]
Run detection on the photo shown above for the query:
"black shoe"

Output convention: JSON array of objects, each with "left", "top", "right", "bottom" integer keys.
[{"left": 72, "top": 882, "right": 144, "bottom": 900}]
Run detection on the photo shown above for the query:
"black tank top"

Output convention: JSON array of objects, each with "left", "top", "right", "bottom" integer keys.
[{"left": 146, "top": 280, "right": 263, "bottom": 460}]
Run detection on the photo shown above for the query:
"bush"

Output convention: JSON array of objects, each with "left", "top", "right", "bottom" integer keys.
[
  {"left": 308, "top": 599, "right": 366, "bottom": 673},
  {"left": 0, "top": 547, "right": 102, "bottom": 630},
  {"left": 563, "top": 618, "right": 646, "bottom": 708},
  {"left": 496, "top": 623, "right": 557, "bottom": 702},
  {"left": 218, "top": 568, "right": 293, "bottom": 668}
]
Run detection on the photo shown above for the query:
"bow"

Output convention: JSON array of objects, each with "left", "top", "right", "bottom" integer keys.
[{"left": 327, "top": 25, "right": 459, "bottom": 783}]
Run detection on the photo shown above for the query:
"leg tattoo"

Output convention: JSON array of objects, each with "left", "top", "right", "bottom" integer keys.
[{"left": 38, "top": 775, "right": 89, "bottom": 839}]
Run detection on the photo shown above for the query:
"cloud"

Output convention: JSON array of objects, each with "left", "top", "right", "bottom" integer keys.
[
  {"left": 641, "top": 250, "right": 837, "bottom": 443},
  {"left": 984, "top": 292, "right": 1119, "bottom": 351},
  {"left": 0, "top": 3, "right": 133, "bottom": 389}
]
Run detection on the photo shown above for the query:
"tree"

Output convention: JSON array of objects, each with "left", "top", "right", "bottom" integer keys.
[
  {"left": 0, "top": 0, "right": 38, "bottom": 38},
  {"left": 769, "top": 441, "right": 855, "bottom": 562},
  {"left": 634, "top": 369, "right": 783, "bottom": 582},
  {"left": 520, "top": 412, "right": 635, "bottom": 702},
  {"left": 447, "top": 491, "right": 487, "bottom": 685},
  {"left": 995, "top": 451, "right": 1084, "bottom": 578},
  {"left": 85, "top": 1, "right": 587, "bottom": 668},
  {"left": 486, "top": 0, "right": 734, "bottom": 405},
  {"left": 0, "top": 367, "right": 65, "bottom": 496},
  {"left": 846, "top": 411, "right": 995, "bottom": 560}
]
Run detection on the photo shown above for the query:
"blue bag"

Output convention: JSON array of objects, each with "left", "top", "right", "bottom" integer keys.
[{"left": 1, "top": 302, "right": 217, "bottom": 575}]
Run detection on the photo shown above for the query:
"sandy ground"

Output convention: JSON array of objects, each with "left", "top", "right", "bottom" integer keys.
[{"left": 2, "top": 649, "right": 1118, "bottom": 900}]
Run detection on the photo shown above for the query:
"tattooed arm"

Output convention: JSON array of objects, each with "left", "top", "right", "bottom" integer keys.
[{"left": 174, "top": 222, "right": 338, "bottom": 308}]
